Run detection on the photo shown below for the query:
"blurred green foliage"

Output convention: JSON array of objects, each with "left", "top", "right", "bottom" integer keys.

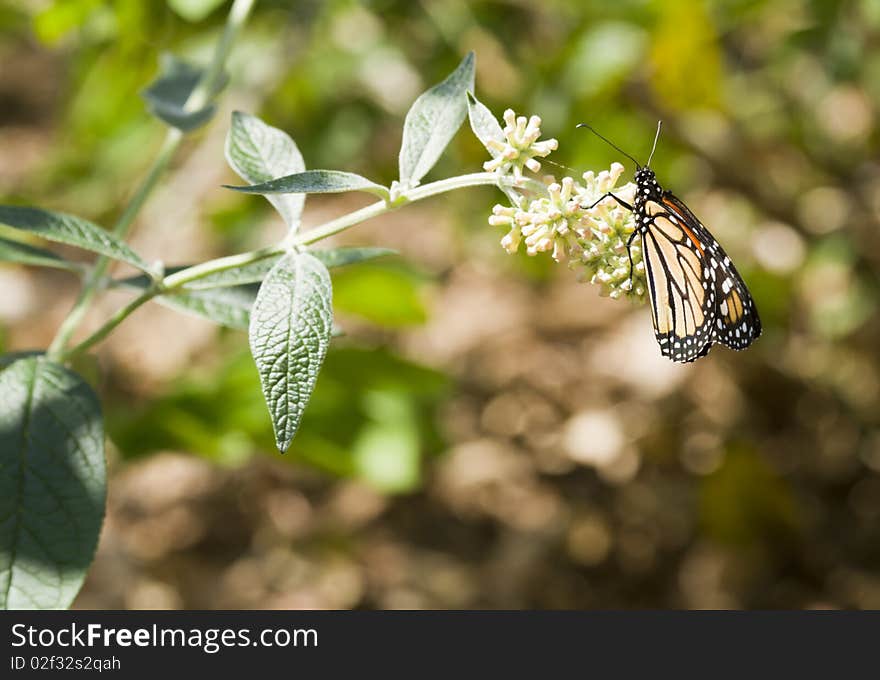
[
  {"left": 108, "top": 345, "right": 449, "bottom": 492},
  {"left": 332, "top": 262, "right": 429, "bottom": 327}
]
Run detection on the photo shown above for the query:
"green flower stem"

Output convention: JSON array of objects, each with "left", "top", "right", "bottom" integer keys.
[
  {"left": 165, "top": 172, "right": 536, "bottom": 288},
  {"left": 59, "top": 171, "right": 539, "bottom": 361},
  {"left": 162, "top": 245, "right": 281, "bottom": 289},
  {"left": 47, "top": 0, "right": 256, "bottom": 361}
]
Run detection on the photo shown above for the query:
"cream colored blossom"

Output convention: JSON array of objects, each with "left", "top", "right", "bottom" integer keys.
[
  {"left": 480, "top": 110, "right": 646, "bottom": 301},
  {"left": 483, "top": 110, "right": 558, "bottom": 180}
]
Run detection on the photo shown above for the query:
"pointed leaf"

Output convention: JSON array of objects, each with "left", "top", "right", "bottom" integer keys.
[
  {"left": 226, "top": 112, "right": 306, "bottom": 231},
  {"left": 0, "top": 357, "right": 105, "bottom": 610},
  {"left": 398, "top": 52, "right": 475, "bottom": 188},
  {"left": 467, "top": 91, "right": 505, "bottom": 157},
  {"left": 466, "top": 92, "right": 522, "bottom": 205},
  {"left": 0, "top": 207, "right": 153, "bottom": 273},
  {"left": 249, "top": 252, "right": 333, "bottom": 452},
  {"left": 142, "top": 54, "right": 225, "bottom": 132},
  {"left": 158, "top": 286, "right": 258, "bottom": 330},
  {"left": 225, "top": 170, "right": 389, "bottom": 200},
  {"left": 114, "top": 274, "right": 258, "bottom": 330},
  {"left": 0, "top": 237, "right": 84, "bottom": 274},
  {"left": 310, "top": 247, "right": 396, "bottom": 269}
]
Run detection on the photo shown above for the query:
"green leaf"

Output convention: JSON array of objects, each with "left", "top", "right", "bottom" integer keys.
[
  {"left": 167, "top": 0, "right": 226, "bottom": 23},
  {"left": 159, "top": 286, "right": 258, "bottom": 330},
  {"left": 0, "top": 237, "right": 85, "bottom": 274},
  {"left": 226, "top": 112, "right": 306, "bottom": 232},
  {"left": 116, "top": 261, "right": 280, "bottom": 292},
  {"left": 466, "top": 91, "right": 505, "bottom": 157},
  {"left": 225, "top": 169, "right": 389, "bottom": 200},
  {"left": 0, "top": 357, "right": 106, "bottom": 610},
  {"left": 310, "top": 246, "right": 396, "bottom": 269},
  {"left": 466, "top": 92, "right": 521, "bottom": 206},
  {"left": 249, "top": 252, "right": 333, "bottom": 452},
  {"left": 114, "top": 272, "right": 258, "bottom": 330},
  {"left": 332, "top": 264, "right": 427, "bottom": 327},
  {"left": 398, "top": 52, "right": 475, "bottom": 188},
  {"left": 0, "top": 351, "right": 44, "bottom": 370},
  {"left": 142, "top": 55, "right": 225, "bottom": 133},
  {"left": 0, "top": 207, "right": 153, "bottom": 274}
]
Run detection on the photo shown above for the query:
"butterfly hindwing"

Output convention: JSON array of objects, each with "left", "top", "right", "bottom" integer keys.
[{"left": 659, "top": 192, "right": 761, "bottom": 352}]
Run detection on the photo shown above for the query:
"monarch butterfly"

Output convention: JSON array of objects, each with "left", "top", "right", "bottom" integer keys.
[{"left": 578, "top": 121, "right": 761, "bottom": 363}]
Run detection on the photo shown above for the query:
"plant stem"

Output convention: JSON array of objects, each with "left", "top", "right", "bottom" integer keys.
[
  {"left": 47, "top": 0, "right": 256, "bottom": 361},
  {"left": 59, "top": 171, "right": 535, "bottom": 361},
  {"left": 47, "top": 135, "right": 180, "bottom": 358},
  {"left": 162, "top": 245, "right": 281, "bottom": 289},
  {"left": 62, "top": 288, "right": 161, "bottom": 359},
  {"left": 294, "top": 172, "right": 539, "bottom": 246}
]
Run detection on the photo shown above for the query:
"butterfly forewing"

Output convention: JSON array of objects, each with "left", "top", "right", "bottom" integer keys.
[{"left": 641, "top": 201, "right": 717, "bottom": 362}]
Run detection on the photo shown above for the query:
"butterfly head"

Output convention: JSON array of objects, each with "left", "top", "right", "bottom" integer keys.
[
  {"left": 634, "top": 167, "right": 661, "bottom": 196},
  {"left": 634, "top": 167, "right": 655, "bottom": 183}
]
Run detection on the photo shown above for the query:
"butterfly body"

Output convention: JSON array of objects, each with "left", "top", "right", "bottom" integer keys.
[{"left": 628, "top": 167, "right": 761, "bottom": 362}]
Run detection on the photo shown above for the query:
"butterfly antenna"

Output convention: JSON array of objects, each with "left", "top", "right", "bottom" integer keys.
[
  {"left": 646, "top": 120, "right": 662, "bottom": 167},
  {"left": 576, "top": 123, "right": 641, "bottom": 168},
  {"left": 543, "top": 158, "right": 581, "bottom": 175}
]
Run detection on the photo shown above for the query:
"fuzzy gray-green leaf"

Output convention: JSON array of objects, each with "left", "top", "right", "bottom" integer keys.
[
  {"left": 159, "top": 286, "right": 258, "bottom": 330},
  {"left": 225, "top": 170, "right": 389, "bottom": 200},
  {"left": 0, "top": 237, "right": 84, "bottom": 274},
  {"left": 466, "top": 93, "right": 521, "bottom": 205},
  {"left": 467, "top": 91, "right": 505, "bottom": 158},
  {"left": 310, "top": 246, "right": 396, "bottom": 269},
  {"left": 398, "top": 52, "right": 475, "bottom": 188},
  {"left": 0, "top": 357, "right": 105, "bottom": 610},
  {"left": 0, "top": 351, "right": 43, "bottom": 370},
  {"left": 142, "top": 54, "right": 225, "bottom": 132},
  {"left": 0, "top": 207, "right": 152, "bottom": 273},
  {"left": 114, "top": 273, "right": 259, "bottom": 330},
  {"left": 249, "top": 252, "right": 333, "bottom": 452},
  {"left": 226, "top": 111, "right": 306, "bottom": 231}
]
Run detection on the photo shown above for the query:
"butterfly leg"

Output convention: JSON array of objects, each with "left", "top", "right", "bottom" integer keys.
[
  {"left": 625, "top": 229, "right": 639, "bottom": 282},
  {"left": 580, "top": 192, "right": 634, "bottom": 212}
]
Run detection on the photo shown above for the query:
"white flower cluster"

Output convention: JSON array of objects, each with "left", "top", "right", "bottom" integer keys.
[
  {"left": 482, "top": 110, "right": 646, "bottom": 301},
  {"left": 483, "top": 110, "right": 559, "bottom": 181}
]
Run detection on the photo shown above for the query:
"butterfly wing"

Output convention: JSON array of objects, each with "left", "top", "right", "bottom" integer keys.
[
  {"left": 640, "top": 198, "right": 717, "bottom": 362},
  {"left": 659, "top": 192, "right": 761, "bottom": 352}
]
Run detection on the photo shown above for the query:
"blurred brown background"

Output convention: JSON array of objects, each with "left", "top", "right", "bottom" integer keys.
[{"left": 1, "top": 0, "right": 879, "bottom": 608}]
